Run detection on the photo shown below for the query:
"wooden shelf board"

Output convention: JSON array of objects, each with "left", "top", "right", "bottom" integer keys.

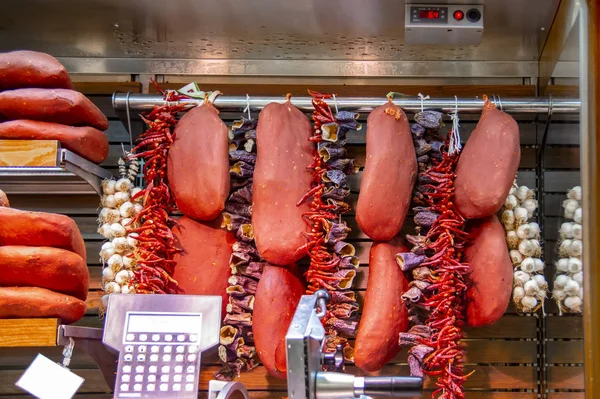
[{"left": 0, "top": 318, "right": 59, "bottom": 347}]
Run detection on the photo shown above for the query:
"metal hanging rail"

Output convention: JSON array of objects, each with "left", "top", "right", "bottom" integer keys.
[{"left": 113, "top": 93, "right": 581, "bottom": 114}]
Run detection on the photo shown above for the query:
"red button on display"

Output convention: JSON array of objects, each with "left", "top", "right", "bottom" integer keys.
[{"left": 453, "top": 10, "right": 464, "bottom": 20}]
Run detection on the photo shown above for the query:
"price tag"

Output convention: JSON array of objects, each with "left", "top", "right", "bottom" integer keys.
[{"left": 16, "top": 353, "right": 84, "bottom": 399}]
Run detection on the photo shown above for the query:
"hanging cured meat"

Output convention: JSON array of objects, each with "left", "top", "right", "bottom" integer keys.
[
  {"left": 252, "top": 98, "right": 313, "bottom": 266},
  {"left": 454, "top": 96, "right": 520, "bottom": 219},
  {"left": 0, "top": 88, "right": 109, "bottom": 130},
  {"left": 465, "top": 215, "right": 513, "bottom": 327},
  {"left": 0, "top": 120, "right": 109, "bottom": 163},
  {"left": 168, "top": 102, "right": 230, "bottom": 221},
  {"left": 356, "top": 100, "right": 417, "bottom": 241},
  {"left": 253, "top": 264, "right": 304, "bottom": 379},
  {"left": 0, "top": 287, "right": 86, "bottom": 324},
  {"left": 0, "top": 50, "right": 73, "bottom": 90},
  {"left": 172, "top": 216, "right": 234, "bottom": 317},
  {"left": 354, "top": 237, "right": 410, "bottom": 372}
]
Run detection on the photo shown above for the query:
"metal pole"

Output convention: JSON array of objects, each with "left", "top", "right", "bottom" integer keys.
[
  {"left": 112, "top": 93, "right": 582, "bottom": 114},
  {"left": 581, "top": 1, "right": 599, "bottom": 398}
]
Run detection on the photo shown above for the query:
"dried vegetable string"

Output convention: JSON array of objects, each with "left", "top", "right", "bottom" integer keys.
[
  {"left": 298, "top": 90, "right": 361, "bottom": 359},
  {"left": 127, "top": 82, "right": 191, "bottom": 294},
  {"left": 396, "top": 106, "right": 472, "bottom": 399},
  {"left": 216, "top": 117, "right": 264, "bottom": 380}
]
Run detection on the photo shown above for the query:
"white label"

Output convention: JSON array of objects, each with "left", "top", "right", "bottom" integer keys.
[{"left": 16, "top": 354, "right": 84, "bottom": 399}]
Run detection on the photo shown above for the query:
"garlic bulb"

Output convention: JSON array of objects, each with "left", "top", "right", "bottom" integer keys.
[
  {"left": 528, "top": 222, "right": 540, "bottom": 238},
  {"left": 559, "top": 239, "right": 572, "bottom": 257},
  {"left": 524, "top": 279, "right": 539, "bottom": 296},
  {"left": 105, "top": 282, "right": 121, "bottom": 294},
  {"left": 533, "top": 274, "right": 548, "bottom": 291},
  {"left": 108, "top": 254, "right": 124, "bottom": 271},
  {"left": 560, "top": 222, "right": 574, "bottom": 239},
  {"left": 563, "top": 199, "right": 579, "bottom": 215},
  {"left": 102, "top": 179, "right": 116, "bottom": 195},
  {"left": 515, "top": 186, "right": 529, "bottom": 202},
  {"left": 568, "top": 186, "right": 582, "bottom": 201},
  {"left": 110, "top": 223, "right": 127, "bottom": 238},
  {"left": 501, "top": 209, "right": 515, "bottom": 228},
  {"left": 521, "top": 296, "right": 538, "bottom": 311},
  {"left": 121, "top": 285, "right": 133, "bottom": 294},
  {"left": 572, "top": 223, "right": 582, "bottom": 240},
  {"left": 133, "top": 203, "right": 144, "bottom": 216},
  {"left": 574, "top": 208, "right": 582, "bottom": 224},
  {"left": 516, "top": 224, "right": 532, "bottom": 240},
  {"left": 100, "top": 242, "right": 116, "bottom": 261},
  {"left": 556, "top": 258, "right": 569, "bottom": 273},
  {"left": 504, "top": 195, "right": 518, "bottom": 210},
  {"left": 120, "top": 201, "right": 135, "bottom": 218},
  {"left": 522, "top": 199, "right": 538, "bottom": 218},
  {"left": 114, "top": 191, "right": 130, "bottom": 207},
  {"left": 506, "top": 231, "right": 520, "bottom": 249},
  {"left": 510, "top": 250, "right": 523, "bottom": 265},
  {"left": 115, "top": 178, "right": 133, "bottom": 193},
  {"left": 115, "top": 270, "right": 133, "bottom": 285},
  {"left": 554, "top": 274, "right": 570, "bottom": 290},
  {"left": 513, "top": 286, "right": 525, "bottom": 303},
  {"left": 123, "top": 255, "right": 136, "bottom": 269},
  {"left": 102, "top": 267, "right": 115, "bottom": 282},
  {"left": 533, "top": 258, "right": 545, "bottom": 272},
  {"left": 564, "top": 279, "right": 580, "bottom": 296},
  {"left": 102, "top": 194, "right": 117, "bottom": 209},
  {"left": 569, "top": 240, "right": 583, "bottom": 258},
  {"left": 514, "top": 271, "right": 530, "bottom": 286},
  {"left": 564, "top": 295, "right": 582, "bottom": 312},
  {"left": 514, "top": 207, "right": 528, "bottom": 225},
  {"left": 520, "top": 257, "right": 536, "bottom": 273},
  {"left": 552, "top": 289, "right": 566, "bottom": 301},
  {"left": 572, "top": 271, "right": 583, "bottom": 285}
]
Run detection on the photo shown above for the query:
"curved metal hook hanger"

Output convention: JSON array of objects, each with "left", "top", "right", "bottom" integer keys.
[{"left": 125, "top": 91, "right": 133, "bottom": 151}]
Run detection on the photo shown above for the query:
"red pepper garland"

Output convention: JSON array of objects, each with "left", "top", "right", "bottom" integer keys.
[
  {"left": 398, "top": 107, "right": 472, "bottom": 399},
  {"left": 128, "top": 85, "right": 190, "bottom": 294},
  {"left": 299, "top": 91, "right": 361, "bottom": 358}
]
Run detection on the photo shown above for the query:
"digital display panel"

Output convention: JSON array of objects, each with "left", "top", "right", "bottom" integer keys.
[
  {"left": 419, "top": 10, "right": 440, "bottom": 19},
  {"left": 127, "top": 312, "right": 202, "bottom": 333}
]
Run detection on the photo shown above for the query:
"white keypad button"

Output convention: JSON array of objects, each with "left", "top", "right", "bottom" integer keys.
[
  {"left": 185, "top": 383, "right": 194, "bottom": 391},
  {"left": 174, "top": 366, "right": 183, "bottom": 374},
  {"left": 160, "top": 374, "right": 169, "bottom": 382},
  {"left": 148, "top": 365, "right": 157, "bottom": 373},
  {"left": 187, "top": 354, "right": 197, "bottom": 362},
  {"left": 177, "top": 334, "right": 186, "bottom": 342},
  {"left": 152, "top": 334, "right": 160, "bottom": 342},
  {"left": 189, "top": 334, "right": 198, "bottom": 342},
  {"left": 122, "top": 365, "right": 131, "bottom": 373},
  {"left": 164, "top": 346, "right": 172, "bottom": 353},
  {"left": 122, "top": 375, "right": 130, "bottom": 382},
  {"left": 175, "top": 354, "right": 184, "bottom": 362},
  {"left": 160, "top": 383, "right": 168, "bottom": 392},
  {"left": 176, "top": 346, "right": 185, "bottom": 353},
  {"left": 187, "top": 365, "right": 195, "bottom": 373},
  {"left": 148, "top": 375, "right": 157, "bottom": 382},
  {"left": 161, "top": 365, "right": 170, "bottom": 373},
  {"left": 137, "top": 354, "right": 146, "bottom": 362},
  {"left": 149, "top": 354, "right": 159, "bottom": 362},
  {"left": 165, "top": 334, "right": 173, "bottom": 342},
  {"left": 173, "top": 383, "right": 181, "bottom": 391},
  {"left": 147, "top": 383, "right": 155, "bottom": 391},
  {"left": 120, "top": 383, "right": 129, "bottom": 391},
  {"left": 162, "top": 354, "right": 171, "bottom": 362},
  {"left": 186, "top": 375, "right": 194, "bottom": 382},
  {"left": 126, "top": 334, "right": 135, "bottom": 341},
  {"left": 173, "top": 374, "right": 182, "bottom": 382},
  {"left": 139, "top": 334, "right": 148, "bottom": 341},
  {"left": 133, "top": 383, "right": 142, "bottom": 392},
  {"left": 125, "top": 345, "right": 134, "bottom": 353},
  {"left": 124, "top": 354, "right": 133, "bottom": 362},
  {"left": 135, "top": 365, "right": 144, "bottom": 373},
  {"left": 188, "top": 345, "right": 198, "bottom": 353},
  {"left": 134, "top": 375, "right": 143, "bottom": 382},
  {"left": 138, "top": 345, "right": 147, "bottom": 353},
  {"left": 151, "top": 345, "right": 159, "bottom": 353}
]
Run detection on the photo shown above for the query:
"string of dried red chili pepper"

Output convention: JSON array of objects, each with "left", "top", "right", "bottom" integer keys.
[
  {"left": 298, "top": 90, "right": 361, "bottom": 359},
  {"left": 128, "top": 82, "right": 190, "bottom": 294},
  {"left": 397, "top": 110, "right": 472, "bottom": 399}
]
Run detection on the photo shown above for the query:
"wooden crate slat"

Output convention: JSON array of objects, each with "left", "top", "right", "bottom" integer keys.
[
  {"left": 546, "top": 316, "right": 584, "bottom": 339},
  {"left": 0, "top": 140, "right": 58, "bottom": 167},
  {"left": 73, "top": 82, "right": 141, "bottom": 96},
  {"left": 547, "top": 366, "right": 584, "bottom": 390},
  {"left": 547, "top": 340, "right": 584, "bottom": 364},
  {"left": 0, "top": 319, "right": 58, "bottom": 347}
]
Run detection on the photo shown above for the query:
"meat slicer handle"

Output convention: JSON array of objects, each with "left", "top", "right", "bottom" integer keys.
[{"left": 359, "top": 376, "right": 423, "bottom": 397}]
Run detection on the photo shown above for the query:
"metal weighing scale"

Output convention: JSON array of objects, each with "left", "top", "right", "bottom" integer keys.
[{"left": 103, "top": 294, "right": 222, "bottom": 399}]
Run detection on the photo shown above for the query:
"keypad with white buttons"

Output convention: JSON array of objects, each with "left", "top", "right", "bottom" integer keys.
[{"left": 115, "top": 332, "right": 201, "bottom": 398}]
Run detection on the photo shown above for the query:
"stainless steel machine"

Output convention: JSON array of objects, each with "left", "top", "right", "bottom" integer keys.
[{"left": 286, "top": 291, "right": 423, "bottom": 399}]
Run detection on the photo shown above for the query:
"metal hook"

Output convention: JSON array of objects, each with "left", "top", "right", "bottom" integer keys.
[
  {"left": 332, "top": 94, "right": 339, "bottom": 114},
  {"left": 125, "top": 92, "right": 133, "bottom": 150},
  {"left": 497, "top": 95, "right": 504, "bottom": 112}
]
